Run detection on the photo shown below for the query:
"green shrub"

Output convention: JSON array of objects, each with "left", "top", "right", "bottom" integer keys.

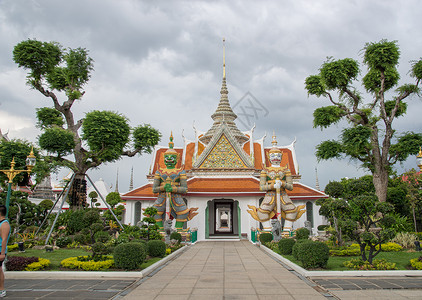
[
  {"left": 391, "top": 232, "right": 418, "bottom": 249},
  {"left": 292, "top": 240, "right": 313, "bottom": 260},
  {"left": 278, "top": 238, "right": 296, "bottom": 255},
  {"left": 67, "top": 210, "right": 87, "bottom": 234},
  {"left": 113, "top": 242, "right": 146, "bottom": 270},
  {"left": 116, "top": 233, "right": 130, "bottom": 245},
  {"left": 344, "top": 258, "right": 397, "bottom": 270},
  {"left": 82, "top": 209, "right": 101, "bottom": 226},
  {"left": 295, "top": 227, "right": 310, "bottom": 240},
  {"left": 94, "top": 231, "right": 110, "bottom": 243},
  {"left": 329, "top": 247, "right": 360, "bottom": 256},
  {"left": 92, "top": 242, "right": 110, "bottom": 258},
  {"left": 90, "top": 223, "right": 104, "bottom": 234},
  {"left": 259, "top": 232, "right": 273, "bottom": 244},
  {"left": 73, "top": 233, "right": 87, "bottom": 244},
  {"left": 56, "top": 236, "right": 72, "bottom": 248},
  {"left": 147, "top": 240, "right": 166, "bottom": 257},
  {"left": 293, "top": 240, "right": 329, "bottom": 269},
  {"left": 170, "top": 232, "right": 182, "bottom": 244}
]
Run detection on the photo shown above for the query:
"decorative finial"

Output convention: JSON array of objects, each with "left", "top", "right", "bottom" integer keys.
[
  {"left": 169, "top": 132, "right": 174, "bottom": 149},
  {"left": 418, "top": 146, "right": 422, "bottom": 158},
  {"left": 271, "top": 131, "right": 277, "bottom": 146},
  {"left": 223, "top": 37, "right": 226, "bottom": 79}
]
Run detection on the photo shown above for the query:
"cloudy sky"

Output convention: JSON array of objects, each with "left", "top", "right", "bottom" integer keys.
[{"left": 0, "top": 0, "right": 421, "bottom": 193}]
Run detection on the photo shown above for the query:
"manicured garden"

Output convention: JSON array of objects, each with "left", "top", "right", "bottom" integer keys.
[{"left": 4, "top": 203, "right": 185, "bottom": 272}]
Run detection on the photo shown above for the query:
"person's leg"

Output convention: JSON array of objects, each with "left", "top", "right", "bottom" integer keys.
[{"left": 0, "top": 260, "right": 4, "bottom": 291}]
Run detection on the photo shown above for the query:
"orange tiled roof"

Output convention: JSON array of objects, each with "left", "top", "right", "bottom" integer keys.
[{"left": 122, "top": 178, "right": 326, "bottom": 200}]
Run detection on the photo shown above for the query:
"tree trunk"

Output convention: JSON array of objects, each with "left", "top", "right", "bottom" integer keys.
[
  {"left": 412, "top": 206, "right": 417, "bottom": 232},
  {"left": 68, "top": 173, "right": 88, "bottom": 208},
  {"left": 372, "top": 170, "right": 388, "bottom": 202}
]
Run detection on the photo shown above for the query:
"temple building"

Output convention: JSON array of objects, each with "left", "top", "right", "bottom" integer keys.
[{"left": 122, "top": 46, "right": 327, "bottom": 241}]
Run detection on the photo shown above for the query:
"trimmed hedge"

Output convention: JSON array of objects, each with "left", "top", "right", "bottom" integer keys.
[
  {"left": 293, "top": 240, "right": 329, "bottom": 269},
  {"left": 278, "top": 238, "right": 296, "bottom": 255},
  {"left": 147, "top": 240, "right": 166, "bottom": 258},
  {"left": 259, "top": 232, "right": 273, "bottom": 244},
  {"left": 94, "top": 231, "right": 110, "bottom": 243},
  {"left": 113, "top": 242, "right": 146, "bottom": 270},
  {"left": 295, "top": 227, "right": 310, "bottom": 240}
]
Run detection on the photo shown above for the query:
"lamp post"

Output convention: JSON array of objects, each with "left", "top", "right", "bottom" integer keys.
[
  {"left": 417, "top": 147, "right": 422, "bottom": 172},
  {"left": 0, "top": 148, "right": 36, "bottom": 218}
]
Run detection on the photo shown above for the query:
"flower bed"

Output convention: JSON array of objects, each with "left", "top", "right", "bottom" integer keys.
[{"left": 60, "top": 256, "right": 114, "bottom": 271}]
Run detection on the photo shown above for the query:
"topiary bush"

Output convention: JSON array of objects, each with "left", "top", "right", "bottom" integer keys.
[
  {"left": 73, "top": 233, "right": 88, "bottom": 244},
  {"left": 147, "top": 240, "right": 166, "bottom": 257},
  {"left": 278, "top": 238, "right": 296, "bottom": 255},
  {"left": 56, "top": 236, "right": 72, "bottom": 248},
  {"left": 113, "top": 242, "right": 146, "bottom": 270},
  {"left": 294, "top": 241, "right": 329, "bottom": 269},
  {"left": 259, "top": 232, "right": 273, "bottom": 244},
  {"left": 295, "top": 227, "right": 310, "bottom": 240},
  {"left": 92, "top": 242, "right": 110, "bottom": 259},
  {"left": 170, "top": 232, "right": 182, "bottom": 244},
  {"left": 94, "top": 231, "right": 110, "bottom": 243},
  {"left": 292, "top": 240, "right": 314, "bottom": 260}
]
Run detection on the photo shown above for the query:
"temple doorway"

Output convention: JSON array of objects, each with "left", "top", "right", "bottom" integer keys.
[{"left": 207, "top": 199, "right": 239, "bottom": 237}]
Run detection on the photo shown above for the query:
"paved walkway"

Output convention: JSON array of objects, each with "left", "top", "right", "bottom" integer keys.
[
  {"left": 3, "top": 241, "right": 422, "bottom": 299},
  {"left": 122, "top": 241, "right": 328, "bottom": 300}
]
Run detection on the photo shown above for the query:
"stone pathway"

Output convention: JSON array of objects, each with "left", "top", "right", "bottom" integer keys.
[
  {"left": 122, "top": 241, "right": 328, "bottom": 300},
  {"left": 4, "top": 278, "right": 135, "bottom": 299}
]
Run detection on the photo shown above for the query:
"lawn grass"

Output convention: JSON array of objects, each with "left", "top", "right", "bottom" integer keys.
[{"left": 273, "top": 248, "right": 421, "bottom": 270}]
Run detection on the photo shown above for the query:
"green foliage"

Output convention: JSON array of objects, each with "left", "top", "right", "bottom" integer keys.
[
  {"left": 0, "top": 140, "right": 43, "bottom": 186},
  {"left": 315, "top": 140, "right": 342, "bottom": 161},
  {"left": 61, "top": 255, "right": 113, "bottom": 271},
  {"left": 306, "top": 39, "right": 422, "bottom": 205},
  {"left": 73, "top": 233, "right": 87, "bottom": 244},
  {"left": 317, "top": 225, "right": 329, "bottom": 231},
  {"left": 341, "top": 126, "right": 371, "bottom": 158},
  {"left": 82, "top": 110, "right": 130, "bottom": 162},
  {"left": 91, "top": 242, "right": 110, "bottom": 258},
  {"left": 113, "top": 242, "right": 146, "bottom": 270},
  {"left": 363, "top": 40, "right": 400, "bottom": 71},
  {"left": 330, "top": 247, "right": 360, "bottom": 256},
  {"left": 278, "top": 238, "right": 296, "bottom": 255},
  {"left": 106, "top": 192, "right": 121, "bottom": 209},
  {"left": 320, "top": 58, "right": 359, "bottom": 89},
  {"left": 36, "top": 107, "right": 64, "bottom": 129},
  {"left": 13, "top": 39, "right": 62, "bottom": 82},
  {"left": 90, "top": 223, "right": 103, "bottom": 234},
  {"left": 94, "top": 231, "right": 110, "bottom": 243},
  {"left": 146, "top": 240, "right": 166, "bottom": 258},
  {"left": 344, "top": 258, "right": 397, "bottom": 270},
  {"left": 313, "top": 106, "right": 345, "bottom": 128},
  {"left": 170, "top": 232, "right": 182, "bottom": 244},
  {"left": 56, "top": 236, "right": 72, "bottom": 248},
  {"left": 362, "top": 67, "right": 400, "bottom": 93},
  {"left": 384, "top": 100, "right": 407, "bottom": 118},
  {"left": 410, "top": 257, "right": 422, "bottom": 270},
  {"left": 391, "top": 232, "right": 419, "bottom": 249},
  {"left": 293, "top": 241, "right": 329, "bottom": 269},
  {"left": 411, "top": 59, "right": 422, "bottom": 80},
  {"left": 38, "top": 127, "right": 75, "bottom": 156},
  {"left": 140, "top": 207, "right": 160, "bottom": 241},
  {"left": 305, "top": 75, "right": 326, "bottom": 96},
  {"left": 132, "top": 124, "right": 162, "bottom": 154},
  {"left": 295, "top": 228, "right": 310, "bottom": 240},
  {"left": 259, "top": 232, "right": 273, "bottom": 244},
  {"left": 324, "top": 181, "right": 344, "bottom": 198}
]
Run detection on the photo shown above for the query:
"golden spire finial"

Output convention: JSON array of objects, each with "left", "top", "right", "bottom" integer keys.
[
  {"left": 223, "top": 37, "right": 226, "bottom": 79},
  {"left": 418, "top": 146, "right": 422, "bottom": 158},
  {"left": 271, "top": 131, "right": 277, "bottom": 146}
]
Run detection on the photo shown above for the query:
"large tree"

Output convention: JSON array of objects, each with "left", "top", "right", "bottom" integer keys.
[
  {"left": 13, "top": 39, "right": 161, "bottom": 206},
  {"left": 305, "top": 40, "right": 422, "bottom": 202}
]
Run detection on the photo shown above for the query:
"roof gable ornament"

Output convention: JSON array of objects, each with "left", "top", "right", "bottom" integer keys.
[{"left": 193, "top": 122, "right": 254, "bottom": 170}]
